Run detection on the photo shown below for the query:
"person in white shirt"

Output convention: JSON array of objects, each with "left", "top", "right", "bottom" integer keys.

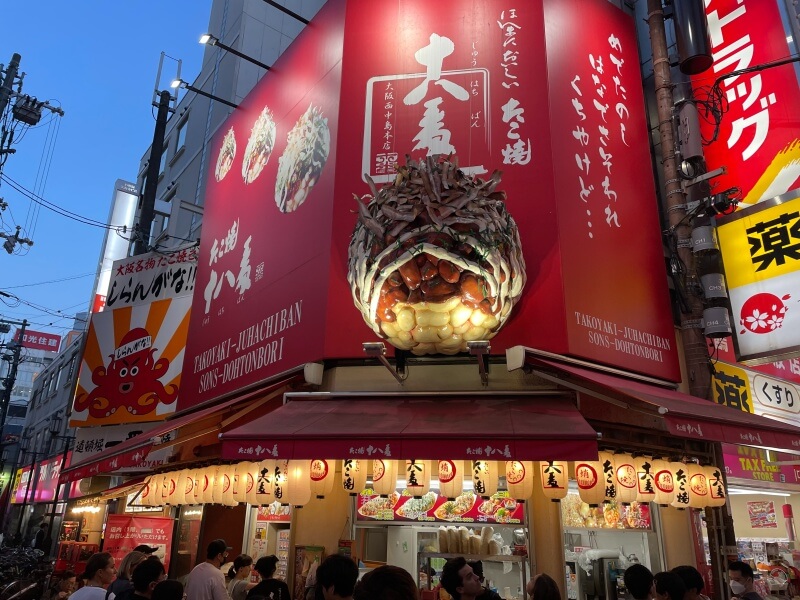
[
  {"left": 72, "top": 553, "right": 118, "bottom": 600},
  {"left": 185, "top": 539, "right": 233, "bottom": 600}
]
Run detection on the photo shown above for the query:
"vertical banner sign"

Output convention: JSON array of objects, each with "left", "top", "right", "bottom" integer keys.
[
  {"left": 717, "top": 193, "right": 800, "bottom": 363},
  {"left": 71, "top": 250, "right": 197, "bottom": 426},
  {"left": 693, "top": 0, "right": 800, "bottom": 207},
  {"left": 104, "top": 514, "right": 174, "bottom": 570}
]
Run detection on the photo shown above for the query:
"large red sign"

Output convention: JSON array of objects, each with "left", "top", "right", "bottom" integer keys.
[
  {"left": 104, "top": 515, "right": 174, "bottom": 571},
  {"left": 10, "top": 455, "right": 64, "bottom": 504},
  {"left": 692, "top": 0, "right": 800, "bottom": 206},
  {"left": 14, "top": 328, "right": 60, "bottom": 352},
  {"left": 182, "top": 0, "right": 679, "bottom": 409}
]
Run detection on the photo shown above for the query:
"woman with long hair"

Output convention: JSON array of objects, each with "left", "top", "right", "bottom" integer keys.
[
  {"left": 106, "top": 551, "right": 146, "bottom": 600},
  {"left": 71, "top": 553, "right": 118, "bottom": 600},
  {"left": 528, "top": 573, "right": 562, "bottom": 600},
  {"left": 227, "top": 554, "right": 256, "bottom": 600}
]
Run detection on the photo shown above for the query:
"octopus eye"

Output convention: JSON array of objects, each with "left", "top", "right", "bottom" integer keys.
[
  {"left": 119, "top": 367, "right": 128, "bottom": 377},
  {"left": 130, "top": 366, "right": 140, "bottom": 376}
]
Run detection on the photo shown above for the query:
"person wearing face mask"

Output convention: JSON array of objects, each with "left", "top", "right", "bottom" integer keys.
[{"left": 728, "top": 561, "right": 764, "bottom": 600}]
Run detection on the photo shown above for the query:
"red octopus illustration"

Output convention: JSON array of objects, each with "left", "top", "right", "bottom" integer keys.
[{"left": 75, "top": 327, "right": 178, "bottom": 419}]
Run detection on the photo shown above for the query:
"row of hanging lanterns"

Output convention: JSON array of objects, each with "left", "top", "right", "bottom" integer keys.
[
  {"left": 136, "top": 455, "right": 725, "bottom": 510},
  {"left": 571, "top": 451, "right": 726, "bottom": 509}
]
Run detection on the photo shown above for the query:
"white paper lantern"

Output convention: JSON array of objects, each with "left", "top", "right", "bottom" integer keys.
[
  {"left": 652, "top": 459, "right": 675, "bottom": 506},
  {"left": 670, "top": 461, "right": 691, "bottom": 509},
  {"left": 200, "top": 466, "right": 216, "bottom": 504},
  {"left": 193, "top": 469, "right": 207, "bottom": 504},
  {"left": 687, "top": 463, "right": 709, "bottom": 509},
  {"left": 705, "top": 464, "right": 727, "bottom": 507},
  {"left": 613, "top": 453, "right": 638, "bottom": 505},
  {"left": 273, "top": 460, "right": 289, "bottom": 504},
  {"left": 471, "top": 460, "right": 498, "bottom": 499},
  {"left": 438, "top": 460, "right": 464, "bottom": 500},
  {"left": 244, "top": 463, "right": 260, "bottom": 505},
  {"left": 254, "top": 460, "right": 276, "bottom": 505},
  {"left": 372, "top": 459, "right": 398, "bottom": 497},
  {"left": 309, "top": 459, "right": 336, "bottom": 499},
  {"left": 171, "top": 470, "right": 187, "bottom": 505},
  {"left": 284, "top": 460, "right": 312, "bottom": 507},
  {"left": 221, "top": 466, "right": 238, "bottom": 507},
  {"left": 633, "top": 456, "right": 656, "bottom": 504},
  {"left": 233, "top": 462, "right": 254, "bottom": 504},
  {"left": 574, "top": 459, "right": 605, "bottom": 506},
  {"left": 504, "top": 460, "right": 533, "bottom": 501},
  {"left": 538, "top": 460, "right": 567, "bottom": 502},
  {"left": 210, "top": 466, "right": 226, "bottom": 504},
  {"left": 341, "top": 459, "right": 368, "bottom": 496},
  {"left": 599, "top": 451, "right": 618, "bottom": 503},
  {"left": 140, "top": 477, "right": 156, "bottom": 507},
  {"left": 405, "top": 460, "right": 432, "bottom": 497},
  {"left": 154, "top": 473, "right": 171, "bottom": 504}
]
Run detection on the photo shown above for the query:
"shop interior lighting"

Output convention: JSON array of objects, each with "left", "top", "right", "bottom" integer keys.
[
  {"left": 362, "top": 342, "right": 406, "bottom": 384},
  {"left": 467, "top": 340, "right": 491, "bottom": 386},
  {"left": 726, "top": 487, "right": 791, "bottom": 497},
  {"left": 170, "top": 78, "right": 239, "bottom": 109},
  {"left": 199, "top": 33, "right": 271, "bottom": 70}
]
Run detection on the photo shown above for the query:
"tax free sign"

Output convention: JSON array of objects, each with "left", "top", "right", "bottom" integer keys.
[{"left": 718, "top": 191, "right": 800, "bottom": 364}]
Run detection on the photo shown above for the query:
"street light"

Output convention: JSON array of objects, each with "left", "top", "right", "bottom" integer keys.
[
  {"left": 170, "top": 79, "right": 239, "bottom": 109},
  {"left": 199, "top": 33, "right": 271, "bottom": 71}
]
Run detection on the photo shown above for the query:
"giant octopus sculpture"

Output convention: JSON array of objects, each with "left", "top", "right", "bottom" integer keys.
[
  {"left": 74, "top": 328, "right": 178, "bottom": 419},
  {"left": 348, "top": 155, "right": 526, "bottom": 355}
]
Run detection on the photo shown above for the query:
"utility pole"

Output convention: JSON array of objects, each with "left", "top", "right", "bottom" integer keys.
[
  {"left": 133, "top": 89, "right": 172, "bottom": 255},
  {"left": 645, "top": 3, "right": 735, "bottom": 598},
  {"left": 0, "top": 54, "right": 21, "bottom": 117},
  {"left": 0, "top": 317, "right": 27, "bottom": 432}
]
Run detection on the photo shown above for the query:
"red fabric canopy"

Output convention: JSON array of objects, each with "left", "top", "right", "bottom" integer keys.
[
  {"left": 220, "top": 394, "right": 599, "bottom": 461},
  {"left": 526, "top": 354, "right": 800, "bottom": 453}
]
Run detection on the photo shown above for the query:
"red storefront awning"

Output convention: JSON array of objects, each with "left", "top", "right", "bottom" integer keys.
[
  {"left": 521, "top": 351, "right": 800, "bottom": 453},
  {"left": 220, "top": 393, "right": 599, "bottom": 461},
  {"left": 60, "top": 379, "right": 296, "bottom": 484}
]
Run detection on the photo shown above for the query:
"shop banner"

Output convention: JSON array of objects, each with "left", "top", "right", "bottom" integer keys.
[
  {"left": 182, "top": 0, "right": 679, "bottom": 412},
  {"left": 70, "top": 294, "right": 191, "bottom": 426},
  {"left": 709, "top": 337, "right": 800, "bottom": 387},
  {"left": 14, "top": 328, "right": 60, "bottom": 352},
  {"left": 357, "top": 490, "right": 524, "bottom": 524},
  {"left": 10, "top": 456, "right": 64, "bottom": 504},
  {"left": 747, "top": 500, "right": 778, "bottom": 528},
  {"left": 105, "top": 248, "right": 198, "bottom": 310},
  {"left": 692, "top": 0, "right": 800, "bottom": 207},
  {"left": 723, "top": 444, "right": 800, "bottom": 485},
  {"left": 561, "top": 493, "right": 651, "bottom": 530},
  {"left": 713, "top": 361, "right": 800, "bottom": 426},
  {"left": 71, "top": 422, "right": 176, "bottom": 474},
  {"left": 717, "top": 194, "right": 800, "bottom": 364},
  {"left": 104, "top": 514, "right": 173, "bottom": 571}
]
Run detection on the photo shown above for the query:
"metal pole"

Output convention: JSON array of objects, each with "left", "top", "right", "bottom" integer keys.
[
  {"left": 0, "top": 53, "right": 20, "bottom": 116},
  {"left": 133, "top": 89, "right": 172, "bottom": 255},
  {"left": 15, "top": 451, "right": 38, "bottom": 537},
  {"left": 0, "top": 319, "right": 27, "bottom": 431}
]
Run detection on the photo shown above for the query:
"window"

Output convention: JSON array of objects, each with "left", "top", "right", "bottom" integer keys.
[
  {"left": 48, "top": 373, "right": 56, "bottom": 396},
  {"left": 159, "top": 144, "right": 169, "bottom": 177},
  {"left": 7, "top": 405, "right": 26, "bottom": 419},
  {"left": 176, "top": 118, "right": 188, "bottom": 150},
  {"left": 66, "top": 354, "right": 78, "bottom": 383},
  {"left": 56, "top": 365, "right": 66, "bottom": 390}
]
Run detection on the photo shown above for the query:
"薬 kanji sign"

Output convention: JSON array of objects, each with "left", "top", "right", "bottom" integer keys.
[{"left": 718, "top": 191, "right": 800, "bottom": 364}]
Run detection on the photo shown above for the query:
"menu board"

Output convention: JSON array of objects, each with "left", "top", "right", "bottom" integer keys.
[
  {"left": 356, "top": 490, "right": 525, "bottom": 524},
  {"left": 257, "top": 502, "right": 292, "bottom": 523},
  {"left": 561, "top": 493, "right": 651, "bottom": 530}
]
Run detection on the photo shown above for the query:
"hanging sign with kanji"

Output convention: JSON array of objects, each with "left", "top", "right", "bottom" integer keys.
[
  {"left": 718, "top": 191, "right": 800, "bottom": 364},
  {"left": 714, "top": 360, "right": 800, "bottom": 427}
]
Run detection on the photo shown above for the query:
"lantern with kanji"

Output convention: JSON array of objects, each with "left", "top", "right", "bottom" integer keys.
[
  {"left": 705, "top": 464, "right": 727, "bottom": 507},
  {"left": 211, "top": 466, "right": 227, "bottom": 504},
  {"left": 670, "top": 461, "right": 691, "bottom": 509},
  {"left": 538, "top": 460, "right": 567, "bottom": 502},
  {"left": 341, "top": 459, "right": 369, "bottom": 496},
  {"left": 159, "top": 472, "right": 177, "bottom": 505},
  {"left": 310, "top": 459, "right": 336, "bottom": 499},
  {"left": 191, "top": 470, "right": 204, "bottom": 504},
  {"left": 284, "top": 460, "right": 312, "bottom": 507},
  {"left": 201, "top": 466, "right": 217, "bottom": 504},
  {"left": 406, "top": 460, "right": 432, "bottom": 498},
  {"left": 651, "top": 459, "right": 675, "bottom": 506},
  {"left": 233, "top": 462, "right": 255, "bottom": 505},
  {"left": 633, "top": 456, "right": 656, "bottom": 504},
  {"left": 472, "top": 460, "right": 499, "bottom": 499},
  {"left": 613, "top": 453, "right": 638, "bottom": 505},
  {"left": 372, "top": 459, "right": 398, "bottom": 497},
  {"left": 140, "top": 477, "right": 156, "bottom": 507},
  {"left": 599, "top": 451, "right": 618, "bottom": 503},
  {"left": 506, "top": 460, "right": 534, "bottom": 502},
  {"left": 170, "top": 470, "right": 187, "bottom": 505},
  {"left": 575, "top": 459, "right": 605, "bottom": 506},
  {"left": 244, "top": 463, "right": 261, "bottom": 505},
  {"left": 438, "top": 460, "right": 464, "bottom": 500},
  {"left": 221, "top": 466, "right": 238, "bottom": 507},
  {"left": 273, "top": 459, "right": 289, "bottom": 504},
  {"left": 687, "top": 463, "right": 709, "bottom": 509},
  {"left": 254, "top": 460, "right": 276, "bottom": 505}
]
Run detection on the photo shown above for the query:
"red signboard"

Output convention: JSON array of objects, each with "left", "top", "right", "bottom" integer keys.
[
  {"left": 357, "top": 490, "right": 524, "bottom": 525},
  {"left": 11, "top": 455, "right": 64, "bottom": 504},
  {"left": 692, "top": 0, "right": 800, "bottom": 206},
  {"left": 14, "top": 328, "right": 61, "bottom": 352},
  {"left": 710, "top": 337, "right": 800, "bottom": 386},
  {"left": 182, "top": 0, "right": 679, "bottom": 409},
  {"left": 104, "top": 515, "right": 174, "bottom": 571}
]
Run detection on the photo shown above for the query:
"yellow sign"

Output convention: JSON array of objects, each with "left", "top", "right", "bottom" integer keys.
[{"left": 712, "top": 361, "right": 753, "bottom": 413}]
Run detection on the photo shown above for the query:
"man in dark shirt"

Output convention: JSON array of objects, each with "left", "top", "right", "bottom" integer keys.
[
  {"left": 728, "top": 561, "right": 764, "bottom": 600},
  {"left": 468, "top": 561, "right": 502, "bottom": 600},
  {"left": 624, "top": 564, "right": 654, "bottom": 600},
  {"left": 131, "top": 557, "right": 167, "bottom": 600}
]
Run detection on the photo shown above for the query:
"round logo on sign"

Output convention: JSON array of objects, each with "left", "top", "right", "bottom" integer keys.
[
  {"left": 575, "top": 463, "right": 598, "bottom": 489},
  {"left": 740, "top": 292, "right": 791, "bottom": 335},
  {"left": 616, "top": 463, "right": 636, "bottom": 489},
  {"left": 655, "top": 470, "right": 674, "bottom": 492},
  {"left": 222, "top": 474, "right": 231, "bottom": 493},
  {"left": 438, "top": 460, "right": 456, "bottom": 484},
  {"left": 373, "top": 460, "right": 386, "bottom": 482},
  {"left": 689, "top": 473, "right": 708, "bottom": 496},
  {"left": 506, "top": 461, "right": 526, "bottom": 485},
  {"left": 310, "top": 459, "right": 329, "bottom": 482}
]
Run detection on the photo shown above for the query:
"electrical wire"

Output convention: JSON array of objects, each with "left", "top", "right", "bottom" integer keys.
[{"left": 3, "top": 272, "right": 94, "bottom": 289}]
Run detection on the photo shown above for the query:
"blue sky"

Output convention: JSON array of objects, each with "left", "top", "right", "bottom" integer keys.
[{"left": 0, "top": 1, "right": 211, "bottom": 338}]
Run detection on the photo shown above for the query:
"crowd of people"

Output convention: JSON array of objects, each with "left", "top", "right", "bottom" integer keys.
[{"left": 42, "top": 539, "right": 766, "bottom": 600}]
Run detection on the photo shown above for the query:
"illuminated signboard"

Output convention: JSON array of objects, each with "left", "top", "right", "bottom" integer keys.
[{"left": 718, "top": 191, "right": 800, "bottom": 363}]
